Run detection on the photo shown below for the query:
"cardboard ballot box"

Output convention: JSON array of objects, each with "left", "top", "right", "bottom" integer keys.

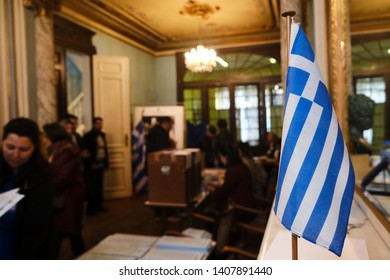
[{"left": 148, "top": 150, "right": 196, "bottom": 204}]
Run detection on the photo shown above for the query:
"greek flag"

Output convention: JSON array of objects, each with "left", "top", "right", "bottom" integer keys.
[
  {"left": 131, "top": 121, "right": 148, "bottom": 194},
  {"left": 274, "top": 23, "right": 355, "bottom": 257}
]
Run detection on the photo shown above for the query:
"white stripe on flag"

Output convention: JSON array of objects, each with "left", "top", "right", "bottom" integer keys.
[
  {"left": 291, "top": 110, "right": 339, "bottom": 233},
  {"left": 289, "top": 57, "right": 322, "bottom": 101},
  {"left": 275, "top": 98, "right": 322, "bottom": 219},
  {"left": 134, "top": 153, "right": 146, "bottom": 177},
  {"left": 278, "top": 91, "right": 300, "bottom": 162},
  {"left": 317, "top": 147, "right": 350, "bottom": 248},
  {"left": 289, "top": 23, "right": 299, "bottom": 53},
  {"left": 135, "top": 176, "right": 148, "bottom": 193}
]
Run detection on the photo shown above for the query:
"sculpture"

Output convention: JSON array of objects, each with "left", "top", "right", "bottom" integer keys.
[{"left": 348, "top": 94, "right": 376, "bottom": 154}]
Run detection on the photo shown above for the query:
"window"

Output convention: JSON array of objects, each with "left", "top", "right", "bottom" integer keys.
[
  {"left": 208, "top": 87, "right": 231, "bottom": 128},
  {"left": 234, "top": 85, "right": 259, "bottom": 145},
  {"left": 265, "top": 83, "right": 284, "bottom": 137},
  {"left": 178, "top": 47, "right": 281, "bottom": 153},
  {"left": 183, "top": 88, "right": 202, "bottom": 125}
]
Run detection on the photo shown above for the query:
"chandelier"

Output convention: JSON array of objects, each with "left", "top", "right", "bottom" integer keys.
[
  {"left": 184, "top": 45, "right": 217, "bottom": 73},
  {"left": 180, "top": 0, "right": 223, "bottom": 73}
]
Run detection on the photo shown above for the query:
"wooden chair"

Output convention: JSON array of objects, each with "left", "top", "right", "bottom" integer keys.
[
  {"left": 190, "top": 207, "right": 260, "bottom": 259},
  {"left": 230, "top": 169, "right": 278, "bottom": 257}
]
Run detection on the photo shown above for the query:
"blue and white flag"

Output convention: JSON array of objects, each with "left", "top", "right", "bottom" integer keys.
[
  {"left": 274, "top": 23, "right": 355, "bottom": 257},
  {"left": 131, "top": 121, "right": 148, "bottom": 194}
]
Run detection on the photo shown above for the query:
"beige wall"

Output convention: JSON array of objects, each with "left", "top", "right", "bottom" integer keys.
[
  {"left": 92, "top": 31, "right": 156, "bottom": 109},
  {"left": 155, "top": 56, "right": 177, "bottom": 105},
  {"left": 12, "top": 6, "right": 178, "bottom": 128},
  {"left": 92, "top": 32, "right": 177, "bottom": 114}
]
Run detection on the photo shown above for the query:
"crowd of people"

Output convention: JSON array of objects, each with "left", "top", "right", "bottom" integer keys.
[
  {"left": 0, "top": 115, "right": 109, "bottom": 260},
  {"left": 1, "top": 114, "right": 280, "bottom": 260},
  {"left": 197, "top": 119, "right": 280, "bottom": 223}
]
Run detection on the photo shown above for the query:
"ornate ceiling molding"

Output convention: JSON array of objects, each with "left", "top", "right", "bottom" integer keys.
[
  {"left": 179, "top": 0, "right": 220, "bottom": 20},
  {"left": 59, "top": 0, "right": 280, "bottom": 55}
]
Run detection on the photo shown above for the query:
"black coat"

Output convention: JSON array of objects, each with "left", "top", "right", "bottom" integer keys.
[
  {"left": 146, "top": 124, "right": 171, "bottom": 154},
  {"left": 0, "top": 156, "right": 53, "bottom": 259},
  {"left": 16, "top": 172, "right": 53, "bottom": 259},
  {"left": 83, "top": 129, "right": 109, "bottom": 169}
]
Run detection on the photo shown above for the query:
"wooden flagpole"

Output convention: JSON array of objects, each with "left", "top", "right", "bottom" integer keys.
[
  {"left": 282, "top": 10, "right": 296, "bottom": 71},
  {"left": 281, "top": 10, "right": 298, "bottom": 261}
]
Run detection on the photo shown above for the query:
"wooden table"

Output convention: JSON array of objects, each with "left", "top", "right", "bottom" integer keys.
[{"left": 145, "top": 191, "right": 210, "bottom": 231}]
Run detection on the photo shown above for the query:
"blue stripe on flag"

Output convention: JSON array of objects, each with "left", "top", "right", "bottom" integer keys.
[
  {"left": 329, "top": 162, "right": 355, "bottom": 255},
  {"left": 274, "top": 97, "right": 312, "bottom": 212},
  {"left": 291, "top": 27, "right": 315, "bottom": 62},
  {"left": 303, "top": 127, "right": 344, "bottom": 241},
  {"left": 131, "top": 121, "right": 148, "bottom": 194},
  {"left": 281, "top": 82, "right": 333, "bottom": 228},
  {"left": 285, "top": 66, "right": 310, "bottom": 105}
]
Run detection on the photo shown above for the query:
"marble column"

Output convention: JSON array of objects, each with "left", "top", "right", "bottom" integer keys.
[
  {"left": 23, "top": 0, "right": 61, "bottom": 127},
  {"left": 329, "top": 0, "right": 353, "bottom": 141}
]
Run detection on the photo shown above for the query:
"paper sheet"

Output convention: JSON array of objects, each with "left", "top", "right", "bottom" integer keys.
[
  {"left": 155, "top": 235, "right": 212, "bottom": 252},
  {"left": 142, "top": 247, "right": 206, "bottom": 260},
  {"left": 78, "top": 233, "right": 158, "bottom": 260},
  {"left": 182, "top": 228, "right": 212, "bottom": 239},
  {"left": 0, "top": 188, "right": 24, "bottom": 218}
]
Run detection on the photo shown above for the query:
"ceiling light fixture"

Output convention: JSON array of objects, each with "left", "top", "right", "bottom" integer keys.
[
  {"left": 216, "top": 56, "right": 229, "bottom": 68},
  {"left": 181, "top": 0, "right": 222, "bottom": 73},
  {"left": 185, "top": 45, "right": 217, "bottom": 73},
  {"left": 269, "top": 57, "right": 277, "bottom": 64}
]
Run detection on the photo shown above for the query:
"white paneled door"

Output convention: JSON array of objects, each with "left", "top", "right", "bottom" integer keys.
[{"left": 93, "top": 55, "right": 132, "bottom": 198}]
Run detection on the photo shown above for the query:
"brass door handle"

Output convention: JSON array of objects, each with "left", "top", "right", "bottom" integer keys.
[{"left": 125, "top": 134, "right": 129, "bottom": 147}]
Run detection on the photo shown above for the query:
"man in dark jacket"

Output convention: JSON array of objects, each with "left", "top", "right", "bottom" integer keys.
[
  {"left": 146, "top": 116, "right": 175, "bottom": 154},
  {"left": 65, "top": 113, "right": 85, "bottom": 150},
  {"left": 83, "top": 117, "right": 109, "bottom": 215}
]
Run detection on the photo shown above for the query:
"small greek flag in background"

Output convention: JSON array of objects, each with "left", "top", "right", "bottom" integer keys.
[
  {"left": 273, "top": 23, "right": 355, "bottom": 257},
  {"left": 131, "top": 121, "right": 148, "bottom": 194}
]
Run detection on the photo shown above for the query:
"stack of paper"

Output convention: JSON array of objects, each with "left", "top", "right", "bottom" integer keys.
[
  {"left": 182, "top": 227, "right": 212, "bottom": 239},
  {"left": 142, "top": 247, "right": 206, "bottom": 260},
  {"left": 155, "top": 235, "right": 212, "bottom": 253},
  {"left": 78, "top": 233, "right": 158, "bottom": 260},
  {"left": 0, "top": 188, "right": 24, "bottom": 218}
]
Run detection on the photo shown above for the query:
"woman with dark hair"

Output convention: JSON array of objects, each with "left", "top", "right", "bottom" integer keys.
[
  {"left": 237, "top": 141, "right": 267, "bottom": 197},
  {"left": 0, "top": 117, "right": 53, "bottom": 259},
  {"left": 265, "top": 132, "right": 281, "bottom": 160},
  {"left": 210, "top": 143, "right": 257, "bottom": 222},
  {"left": 42, "top": 122, "right": 86, "bottom": 258}
]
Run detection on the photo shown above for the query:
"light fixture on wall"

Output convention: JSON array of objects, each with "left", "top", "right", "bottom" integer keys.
[{"left": 180, "top": 0, "right": 226, "bottom": 73}]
